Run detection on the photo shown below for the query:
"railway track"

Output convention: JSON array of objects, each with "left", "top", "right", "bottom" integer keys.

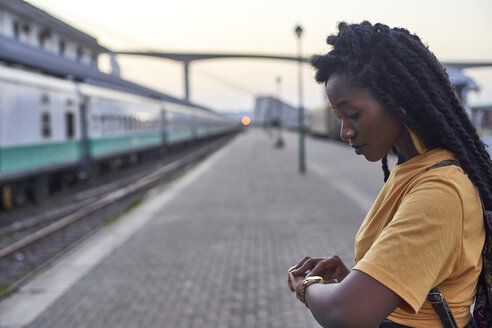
[{"left": 0, "top": 133, "right": 236, "bottom": 298}]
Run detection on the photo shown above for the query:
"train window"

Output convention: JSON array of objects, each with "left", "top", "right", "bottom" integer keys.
[
  {"left": 41, "top": 112, "right": 51, "bottom": 138},
  {"left": 41, "top": 94, "right": 51, "bottom": 138},
  {"left": 76, "top": 46, "right": 83, "bottom": 62},
  {"left": 107, "top": 115, "right": 112, "bottom": 131},
  {"left": 66, "top": 112, "right": 75, "bottom": 139},
  {"left": 13, "top": 21, "right": 20, "bottom": 39},
  {"left": 125, "top": 116, "right": 130, "bottom": 130},
  {"left": 59, "top": 39, "right": 65, "bottom": 56},
  {"left": 23, "top": 23, "right": 31, "bottom": 34},
  {"left": 41, "top": 94, "right": 50, "bottom": 105},
  {"left": 38, "top": 28, "right": 50, "bottom": 48},
  {"left": 65, "top": 100, "right": 75, "bottom": 139},
  {"left": 100, "top": 115, "right": 106, "bottom": 132},
  {"left": 92, "top": 115, "right": 100, "bottom": 131}
]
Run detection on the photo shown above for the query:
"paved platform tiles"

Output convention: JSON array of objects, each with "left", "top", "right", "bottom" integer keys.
[{"left": 0, "top": 128, "right": 391, "bottom": 328}]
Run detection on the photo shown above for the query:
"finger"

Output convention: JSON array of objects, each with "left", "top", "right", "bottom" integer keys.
[
  {"left": 306, "top": 256, "right": 341, "bottom": 277},
  {"left": 287, "top": 273, "right": 295, "bottom": 291},
  {"left": 288, "top": 256, "right": 310, "bottom": 273},
  {"left": 290, "top": 257, "right": 324, "bottom": 275}
]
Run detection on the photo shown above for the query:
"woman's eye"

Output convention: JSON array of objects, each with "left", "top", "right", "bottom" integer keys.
[{"left": 348, "top": 113, "right": 359, "bottom": 120}]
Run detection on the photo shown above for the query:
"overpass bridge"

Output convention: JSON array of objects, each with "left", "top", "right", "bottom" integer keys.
[
  {"left": 113, "top": 50, "right": 492, "bottom": 104},
  {"left": 113, "top": 51, "right": 310, "bottom": 103}
]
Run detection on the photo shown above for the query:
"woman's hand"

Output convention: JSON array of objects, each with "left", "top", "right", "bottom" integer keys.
[
  {"left": 287, "top": 256, "right": 350, "bottom": 304},
  {"left": 289, "top": 255, "right": 350, "bottom": 284},
  {"left": 288, "top": 256, "right": 403, "bottom": 327}
]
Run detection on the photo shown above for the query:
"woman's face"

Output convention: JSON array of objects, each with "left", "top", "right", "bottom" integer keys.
[{"left": 326, "top": 74, "right": 406, "bottom": 162}]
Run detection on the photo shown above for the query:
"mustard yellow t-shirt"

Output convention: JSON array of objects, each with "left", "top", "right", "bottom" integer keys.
[{"left": 353, "top": 149, "right": 484, "bottom": 328}]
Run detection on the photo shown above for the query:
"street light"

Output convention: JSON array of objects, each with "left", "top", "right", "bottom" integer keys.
[
  {"left": 275, "top": 76, "right": 284, "bottom": 148},
  {"left": 294, "top": 25, "right": 306, "bottom": 173}
]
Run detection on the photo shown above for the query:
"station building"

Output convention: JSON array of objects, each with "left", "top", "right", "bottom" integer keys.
[
  {"left": 253, "top": 96, "right": 305, "bottom": 129},
  {"left": 0, "top": 0, "right": 213, "bottom": 108},
  {"left": 0, "top": 0, "right": 107, "bottom": 71}
]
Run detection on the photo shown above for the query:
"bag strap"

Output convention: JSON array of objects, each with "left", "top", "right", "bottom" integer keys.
[
  {"left": 423, "top": 160, "right": 461, "bottom": 328},
  {"left": 423, "top": 159, "right": 460, "bottom": 172},
  {"left": 427, "top": 287, "right": 459, "bottom": 328}
]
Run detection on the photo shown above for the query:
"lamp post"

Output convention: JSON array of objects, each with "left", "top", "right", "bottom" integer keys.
[
  {"left": 295, "top": 25, "right": 306, "bottom": 173},
  {"left": 275, "top": 76, "right": 284, "bottom": 148}
]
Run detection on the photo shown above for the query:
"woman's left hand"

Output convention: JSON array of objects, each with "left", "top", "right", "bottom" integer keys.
[
  {"left": 289, "top": 256, "right": 349, "bottom": 282},
  {"left": 287, "top": 256, "right": 346, "bottom": 302},
  {"left": 287, "top": 270, "right": 306, "bottom": 294},
  {"left": 288, "top": 256, "right": 403, "bottom": 326}
]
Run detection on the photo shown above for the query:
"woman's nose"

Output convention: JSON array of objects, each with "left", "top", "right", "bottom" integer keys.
[{"left": 340, "top": 120, "right": 356, "bottom": 141}]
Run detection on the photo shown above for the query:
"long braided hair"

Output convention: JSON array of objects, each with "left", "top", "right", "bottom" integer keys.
[{"left": 311, "top": 21, "right": 492, "bottom": 209}]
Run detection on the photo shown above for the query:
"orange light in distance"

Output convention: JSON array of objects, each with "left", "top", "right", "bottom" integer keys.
[{"left": 241, "top": 116, "right": 251, "bottom": 126}]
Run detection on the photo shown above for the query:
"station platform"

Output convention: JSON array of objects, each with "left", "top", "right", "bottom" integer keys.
[{"left": 0, "top": 128, "right": 390, "bottom": 328}]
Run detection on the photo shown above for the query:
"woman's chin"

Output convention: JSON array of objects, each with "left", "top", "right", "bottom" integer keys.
[{"left": 363, "top": 152, "right": 385, "bottom": 162}]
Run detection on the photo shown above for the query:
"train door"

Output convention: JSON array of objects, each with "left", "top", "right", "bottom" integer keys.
[
  {"left": 161, "top": 108, "right": 168, "bottom": 149},
  {"left": 78, "top": 95, "right": 89, "bottom": 179}
]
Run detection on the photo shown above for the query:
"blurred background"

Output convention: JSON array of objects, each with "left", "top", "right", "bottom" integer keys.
[
  {"left": 24, "top": 0, "right": 492, "bottom": 113},
  {"left": 0, "top": 1, "right": 491, "bottom": 327}
]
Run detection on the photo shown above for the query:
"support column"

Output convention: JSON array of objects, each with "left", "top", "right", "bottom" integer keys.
[{"left": 184, "top": 60, "right": 190, "bottom": 103}]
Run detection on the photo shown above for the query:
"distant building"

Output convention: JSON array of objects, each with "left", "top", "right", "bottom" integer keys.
[
  {"left": 471, "top": 105, "right": 492, "bottom": 132},
  {"left": 446, "top": 66, "right": 479, "bottom": 117},
  {"left": 0, "top": 0, "right": 107, "bottom": 69},
  {"left": 0, "top": 0, "right": 208, "bottom": 108},
  {"left": 222, "top": 111, "right": 253, "bottom": 123},
  {"left": 253, "top": 96, "right": 304, "bottom": 129}
]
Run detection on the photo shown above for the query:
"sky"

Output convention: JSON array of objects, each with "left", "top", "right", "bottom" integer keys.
[{"left": 26, "top": 0, "right": 492, "bottom": 113}]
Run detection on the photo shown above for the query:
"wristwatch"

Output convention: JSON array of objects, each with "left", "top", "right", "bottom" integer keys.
[{"left": 297, "top": 276, "right": 327, "bottom": 305}]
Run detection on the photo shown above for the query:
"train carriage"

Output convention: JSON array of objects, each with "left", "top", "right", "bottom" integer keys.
[
  {"left": 0, "top": 63, "right": 237, "bottom": 210},
  {"left": 79, "top": 83, "right": 164, "bottom": 162},
  {"left": 308, "top": 104, "right": 340, "bottom": 140},
  {"left": 162, "top": 102, "right": 198, "bottom": 144},
  {"left": 0, "top": 65, "right": 82, "bottom": 206}
]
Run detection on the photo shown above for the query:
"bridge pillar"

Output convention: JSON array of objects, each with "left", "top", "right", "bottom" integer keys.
[{"left": 184, "top": 60, "right": 190, "bottom": 103}]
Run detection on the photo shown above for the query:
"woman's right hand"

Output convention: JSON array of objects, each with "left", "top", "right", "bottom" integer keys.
[{"left": 289, "top": 255, "right": 350, "bottom": 283}]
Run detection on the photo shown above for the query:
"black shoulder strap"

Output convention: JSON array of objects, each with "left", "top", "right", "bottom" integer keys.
[
  {"left": 427, "top": 287, "right": 459, "bottom": 328},
  {"left": 423, "top": 159, "right": 460, "bottom": 173},
  {"left": 424, "top": 160, "right": 460, "bottom": 328}
]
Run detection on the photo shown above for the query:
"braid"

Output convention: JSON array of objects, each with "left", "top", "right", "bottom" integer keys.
[
  {"left": 382, "top": 155, "right": 390, "bottom": 182},
  {"left": 311, "top": 21, "right": 492, "bottom": 208}
]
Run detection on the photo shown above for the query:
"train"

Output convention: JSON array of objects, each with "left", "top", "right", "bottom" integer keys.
[
  {"left": 308, "top": 103, "right": 341, "bottom": 140},
  {"left": 0, "top": 63, "right": 238, "bottom": 210}
]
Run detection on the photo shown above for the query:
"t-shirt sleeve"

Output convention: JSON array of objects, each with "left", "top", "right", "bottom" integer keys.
[{"left": 353, "top": 177, "right": 463, "bottom": 313}]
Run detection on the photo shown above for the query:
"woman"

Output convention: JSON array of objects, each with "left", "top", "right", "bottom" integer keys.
[{"left": 287, "top": 21, "right": 491, "bottom": 328}]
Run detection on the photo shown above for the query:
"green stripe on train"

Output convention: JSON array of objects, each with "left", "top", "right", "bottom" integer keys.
[
  {"left": 89, "top": 129, "right": 196, "bottom": 157},
  {"left": 0, "top": 141, "right": 81, "bottom": 174},
  {"left": 89, "top": 129, "right": 194, "bottom": 156},
  {"left": 0, "top": 128, "right": 218, "bottom": 174},
  {"left": 167, "top": 129, "right": 193, "bottom": 143},
  {"left": 196, "top": 127, "right": 223, "bottom": 136},
  {"left": 89, "top": 132, "right": 164, "bottom": 157}
]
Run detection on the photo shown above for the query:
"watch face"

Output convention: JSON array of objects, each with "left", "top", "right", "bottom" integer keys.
[{"left": 305, "top": 276, "right": 323, "bottom": 282}]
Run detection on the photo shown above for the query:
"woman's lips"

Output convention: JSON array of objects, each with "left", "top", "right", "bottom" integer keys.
[{"left": 351, "top": 144, "right": 366, "bottom": 155}]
